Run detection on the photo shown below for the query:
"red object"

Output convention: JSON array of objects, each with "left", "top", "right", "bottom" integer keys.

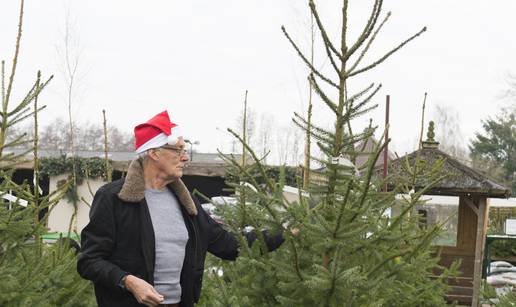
[{"left": 134, "top": 110, "right": 177, "bottom": 150}]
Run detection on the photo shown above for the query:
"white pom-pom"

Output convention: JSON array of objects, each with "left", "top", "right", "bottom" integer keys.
[{"left": 167, "top": 126, "right": 183, "bottom": 145}]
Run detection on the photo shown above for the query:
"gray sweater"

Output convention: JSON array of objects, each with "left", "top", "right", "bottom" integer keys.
[{"left": 145, "top": 188, "right": 188, "bottom": 304}]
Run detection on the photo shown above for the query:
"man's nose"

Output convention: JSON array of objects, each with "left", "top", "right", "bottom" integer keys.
[{"left": 181, "top": 154, "right": 189, "bottom": 162}]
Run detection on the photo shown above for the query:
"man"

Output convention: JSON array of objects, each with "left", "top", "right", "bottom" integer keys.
[{"left": 77, "top": 111, "right": 283, "bottom": 307}]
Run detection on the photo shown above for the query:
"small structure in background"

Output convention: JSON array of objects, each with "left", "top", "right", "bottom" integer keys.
[
  {"left": 5, "top": 149, "right": 239, "bottom": 234},
  {"left": 354, "top": 136, "right": 395, "bottom": 170},
  {"left": 387, "top": 122, "right": 511, "bottom": 306}
]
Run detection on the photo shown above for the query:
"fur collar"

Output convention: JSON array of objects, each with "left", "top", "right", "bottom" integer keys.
[{"left": 118, "top": 159, "right": 198, "bottom": 215}]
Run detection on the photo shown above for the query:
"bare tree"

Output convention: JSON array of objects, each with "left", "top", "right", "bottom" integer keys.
[
  {"left": 432, "top": 104, "right": 467, "bottom": 160},
  {"left": 275, "top": 124, "right": 292, "bottom": 165},
  {"left": 34, "top": 117, "right": 133, "bottom": 151},
  {"left": 302, "top": 10, "right": 316, "bottom": 189},
  {"left": 39, "top": 118, "right": 71, "bottom": 151},
  {"left": 289, "top": 124, "right": 303, "bottom": 166},
  {"left": 107, "top": 126, "right": 134, "bottom": 151},
  {"left": 240, "top": 110, "right": 256, "bottom": 147},
  {"left": 234, "top": 96, "right": 257, "bottom": 160},
  {"left": 502, "top": 73, "right": 516, "bottom": 102},
  {"left": 55, "top": 3, "right": 86, "bottom": 154},
  {"left": 79, "top": 122, "right": 103, "bottom": 150},
  {"left": 55, "top": 3, "right": 87, "bottom": 232},
  {"left": 255, "top": 112, "right": 275, "bottom": 164},
  {"left": 273, "top": 123, "right": 302, "bottom": 166}
]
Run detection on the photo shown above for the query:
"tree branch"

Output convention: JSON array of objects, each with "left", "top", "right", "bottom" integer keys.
[
  {"left": 308, "top": 74, "right": 337, "bottom": 115},
  {"left": 347, "top": 12, "right": 391, "bottom": 75},
  {"left": 343, "top": 0, "right": 383, "bottom": 61},
  {"left": 282, "top": 26, "right": 340, "bottom": 89},
  {"left": 309, "top": 0, "right": 342, "bottom": 74},
  {"left": 349, "top": 26, "right": 427, "bottom": 77},
  {"left": 4, "top": 0, "right": 25, "bottom": 109}
]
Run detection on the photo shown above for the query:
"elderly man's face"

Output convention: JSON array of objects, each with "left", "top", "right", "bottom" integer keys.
[{"left": 154, "top": 137, "right": 189, "bottom": 181}]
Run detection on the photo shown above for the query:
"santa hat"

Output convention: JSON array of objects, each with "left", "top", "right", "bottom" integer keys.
[{"left": 134, "top": 110, "right": 183, "bottom": 154}]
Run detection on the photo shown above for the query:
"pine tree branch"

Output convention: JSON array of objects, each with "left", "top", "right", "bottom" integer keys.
[
  {"left": 292, "top": 118, "right": 334, "bottom": 146},
  {"left": 293, "top": 112, "right": 334, "bottom": 141},
  {"left": 240, "top": 183, "right": 281, "bottom": 224},
  {"left": 5, "top": 75, "right": 51, "bottom": 118},
  {"left": 344, "top": 105, "right": 378, "bottom": 127},
  {"left": 308, "top": 1, "right": 340, "bottom": 74},
  {"left": 4, "top": 0, "right": 25, "bottom": 112},
  {"left": 282, "top": 26, "right": 340, "bottom": 89},
  {"left": 0, "top": 0, "right": 24, "bottom": 158},
  {"left": 366, "top": 249, "right": 411, "bottom": 278},
  {"left": 1, "top": 61, "right": 5, "bottom": 106},
  {"left": 358, "top": 119, "right": 374, "bottom": 153},
  {"left": 405, "top": 223, "right": 442, "bottom": 260},
  {"left": 6, "top": 104, "right": 31, "bottom": 122},
  {"left": 343, "top": 0, "right": 383, "bottom": 62},
  {"left": 349, "top": 84, "right": 382, "bottom": 108},
  {"left": 348, "top": 26, "right": 427, "bottom": 77},
  {"left": 308, "top": 74, "right": 338, "bottom": 115},
  {"left": 347, "top": 12, "right": 391, "bottom": 74},
  {"left": 386, "top": 174, "right": 448, "bottom": 234},
  {"left": 289, "top": 239, "right": 304, "bottom": 281},
  {"left": 350, "top": 134, "right": 389, "bottom": 222},
  {"left": 315, "top": 141, "right": 334, "bottom": 157},
  {"left": 218, "top": 146, "right": 285, "bottom": 217},
  {"left": 325, "top": 246, "right": 342, "bottom": 306},
  {"left": 309, "top": 0, "right": 342, "bottom": 59},
  {"left": 0, "top": 149, "right": 32, "bottom": 165},
  {"left": 341, "top": 0, "right": 349, "bottom": 56},
  {"left": 1, "top": 77, "right": 37, "bottom": 117},
  {"left": 337, "top": 133, "right": 372, "bottom": 154},
  {"left": 0, "top": 133, "right": 26, "bottom": 149},
  {"left": 333, "top": 181, "right": 352, "bottom": 238},
  {"left": 348, "top": 83, "right": 375, "bottom": 104},
  {"left": 9, "top": 106, "right": 46, "bottom": 127}
]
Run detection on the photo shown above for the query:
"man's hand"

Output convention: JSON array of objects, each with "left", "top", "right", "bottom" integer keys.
[{"left": 125, "top": 275, "right": 164, "bottom": 306}]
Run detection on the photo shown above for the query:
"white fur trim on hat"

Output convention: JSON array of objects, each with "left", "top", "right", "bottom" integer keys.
[
  {"left": 167, "top": 126, "right": 183, "bottom": 146},
  {"left": 135, "top": 133, "right": 168, "bottom": 154}
]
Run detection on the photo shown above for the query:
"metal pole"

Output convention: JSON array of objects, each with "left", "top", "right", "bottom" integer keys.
[{"left": 190, "top": 143, "right": 193, "bottom": 161}]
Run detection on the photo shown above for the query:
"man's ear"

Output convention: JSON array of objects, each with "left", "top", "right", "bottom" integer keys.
[{"left": 148, "top": 148, "right": 160, "bottom": 161}]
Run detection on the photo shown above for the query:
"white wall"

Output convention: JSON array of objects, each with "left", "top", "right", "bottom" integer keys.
[{"left": 47, "top": 174, "right": 105, "bottom": 234}]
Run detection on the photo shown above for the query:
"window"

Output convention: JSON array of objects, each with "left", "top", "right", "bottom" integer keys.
[{"left": 392, "top": 195, "right": 459, "bottom": 247}]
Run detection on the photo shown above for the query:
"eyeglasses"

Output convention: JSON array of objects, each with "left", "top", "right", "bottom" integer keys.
[{"left": 159, "top": 146, "right": 189, "bottom": 156}]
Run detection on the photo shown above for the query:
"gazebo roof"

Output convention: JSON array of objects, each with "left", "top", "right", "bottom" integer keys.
[
  {"left": 386, "top": 122, "right": 510, "bottom": 198},
  {"left": 387, "top": 147, "right": 510, "bottom": 198}
]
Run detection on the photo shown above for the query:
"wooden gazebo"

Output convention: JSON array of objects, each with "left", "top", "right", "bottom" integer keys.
[{"left": 386, "top": 123, "right": 510, "bottom": 306}]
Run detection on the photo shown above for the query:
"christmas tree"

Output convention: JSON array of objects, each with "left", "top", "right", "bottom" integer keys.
[
  {"left": 199, "top": 1, "right": 456, "bottom": 306},
  {"left": 0, "top": 1, "right": 95, "bottom": 305}
]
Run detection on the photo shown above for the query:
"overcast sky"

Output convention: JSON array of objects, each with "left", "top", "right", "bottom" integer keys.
[{"left": 0, "top": 1, "right": 515, "bottom": 159}]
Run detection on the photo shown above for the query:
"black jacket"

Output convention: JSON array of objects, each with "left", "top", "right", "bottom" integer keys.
[{"left": 77, "top": 160, "right": 283, "bottom": 307}]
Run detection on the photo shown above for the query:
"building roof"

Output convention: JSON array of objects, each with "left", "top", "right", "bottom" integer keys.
[
  {"left": 4, "top": 149, "right": 241, "bottom": 177},
  {"left": 354, "top": 136, "right": 395, "bottom": 169},
  {"left": 382, "top": 121, "right": 511, "bottom": 198},
  {"left": 385, "top": 147, "right": 511, "bottom": 198}
]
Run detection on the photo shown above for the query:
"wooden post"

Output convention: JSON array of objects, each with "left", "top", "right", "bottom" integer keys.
[
  {"left": 471, "top": 197, "right": 488, "bottom": 307},
  {"left": 382, "top": 95, "right": 389, "bottom": 192}
]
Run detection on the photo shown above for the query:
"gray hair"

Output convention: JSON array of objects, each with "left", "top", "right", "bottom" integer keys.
[{"left": 137, "top": 150, "right": 150, "bottom": 162}]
